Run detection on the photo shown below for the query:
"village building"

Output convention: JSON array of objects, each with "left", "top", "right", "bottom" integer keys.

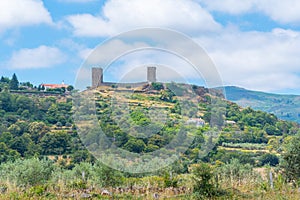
[
  {"left": 40, "top": 81, "right": 69, "bottom": 90},
  {"left": 186, "top": 118, "right": 205, "bottom": 127}
]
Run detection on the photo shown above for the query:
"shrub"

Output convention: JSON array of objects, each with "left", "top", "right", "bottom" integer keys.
[
  {"left": 151, "top": 82, "right": 164, "bottom": 90},
  {"left": 259, "top": 153, "right": 279, "bottom": 167},
  {"left": 0, "top": 158, "right": 55, "bottom": 186},
  {"left": 93, "top": 161, "right": 124, "bottom": 187},
  {"left": 191, "top": 163, "right": 217, "bottom": 197},
  {"left": 163, "top": 171, "right": 178, "bottom": 188},
  {"left": 281, "top": 133, "right": 300, "bottom": 183}
]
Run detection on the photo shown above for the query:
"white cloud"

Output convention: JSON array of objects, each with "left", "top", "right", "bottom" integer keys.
[
  {"left": 67, "top": 0, "right": 221, "bottom": 37},
  {"left": 199, "top": 0, "right": 300, "bottom": 24},
  {"left": 8, "top": 46, "right": 66, "bottom": 69},
  {"left": 74, "top": 26, "right": 300, "bottom": 93},
  {"left": 196, "top": 28, "right": 300, "bottom": 92},
  {"left": 198, "top": 0, "right": 255, "bottom": 15},
  {"left": 256, "top": 0, "right": 300, "bottom": 24},
  {"left": 79, "top": 48, "right": 93, "bottom": 60},
  {"left": 64, "top": 0, "right": 300, "bottom": 93},
  {"left": 0, "top": 0, "right": 53, "bottom": 32}
]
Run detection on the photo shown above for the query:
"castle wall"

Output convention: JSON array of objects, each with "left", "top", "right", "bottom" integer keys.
[{"left": 92, "top": 66, "right": 157, "bottom": 88}]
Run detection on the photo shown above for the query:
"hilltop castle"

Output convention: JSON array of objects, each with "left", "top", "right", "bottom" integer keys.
[{"left": 92, "top": 66, "right": 157, "bottom": 88}]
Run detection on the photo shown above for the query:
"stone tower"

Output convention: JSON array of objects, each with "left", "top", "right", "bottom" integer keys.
[
  {"left": 92, "top": 67, "right": 103, "bottom": 88},
  {"left": 147, "top": 67, "right": 156, "bottom": 82}
]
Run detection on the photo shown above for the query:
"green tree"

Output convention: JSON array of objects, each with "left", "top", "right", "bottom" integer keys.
[
  {"left": 151, "top": 82, "right": 164, "bottom": 90},
  {"left": 0, "top": 158, "right": 55, "bottom": 186},
  {"left": 9, "top": 135, "right": 34, "bottom": 156},
  {"left": 259, "top": 153, "right": 279, "bottom": 167},
  {"left": 0, "top": 76, "right": 10, "bottom": 83},
  {"left": 0, "top": 91, "right": 13, "bottom": 112},
  {"left": 67, "top": 85, "right": 74, "bottom": 91},
  {"left": 94, "top": 161, "right": 123, "bottom": 187},
  {"left": 0, "top": 142, "right": 20, "bottom": 163},
  {"left": 124, "top": 139, "right": 146, "bottom": 153},
  {"left": 281, "top": 133, "right": 300, "bottom": 183},
  {"left": 16, "top": 95, "right": 34, "bottom": 113},
  {"left": 0, "top": 132, "right": 13, "bottom": 145},
  {"left": 192, "top": 163, "right": 217, "bottom": 197},
  {"left": 40, "top": 131, "right": 71, "bottom": 155},
  {"left": 8, "top": 124, "right": 22, "bottom": 136},
  {"left": 28, "top": 122, "right": 50, "bottom": 143},
  {"left": 160, "top": 89, "right": 175, "bottom": 102},
  {"left": 71, "top": 150, "right": 95, "bottom": 164},
  {"left": 9, "top": 73, "right": 19, "bottom": 90}
]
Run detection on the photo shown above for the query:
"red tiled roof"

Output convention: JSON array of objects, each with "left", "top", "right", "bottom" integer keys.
[{"left": 41, "top": 84, "right": 69, "bottom": 89}]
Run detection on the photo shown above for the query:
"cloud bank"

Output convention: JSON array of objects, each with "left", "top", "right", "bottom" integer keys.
[
  {"left": 8, "top": 46, "right": 66, "bottom": 69},
  {"left": 0, "top": 0, "right": 52, "bottom": 32},
  {"left": 67, "top": 0, "right": 221, "bottom": 37},
  {"left": 200, "top": 0, "right": 300, "bottom": 24}
]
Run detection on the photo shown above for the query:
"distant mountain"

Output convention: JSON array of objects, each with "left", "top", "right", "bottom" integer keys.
[{"left": 224, "top": 86, "right": 300, "bottom": 123}]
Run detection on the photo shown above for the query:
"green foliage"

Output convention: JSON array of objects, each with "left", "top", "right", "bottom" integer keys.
[
  {"left": 93, "top": 162, "right": 124, "bottom": 187},
  {"left": 124, "top": 138, "right": 146, "bottom": 153},
  {"left": 0, "top": 78, "right": 300, "bottom": 198},
  {"left": 219, "top": 128, "right": 268, "bottom": 144},
  {"left": 0, "top": 158, "right": 55, "bottom": 186},
  {"left": 151, "top": 82, "right": 164, "bottom": 90},
  {"left": 28, "top": 185, "right": 47, "bottom": 196},
  {"left": 258, "top": 153, "right": 279, "bottom": 167},
  {"left": 192, "top": 163, "right": 218, "bottom": 198},
  {"left": 160, "top": 89, "right": 175, "bottom": 102},
  {"left": 281, "top": 133, "right": 300, "bottom": 182},
  {"left": 264, "top": 123, "right": 281, "bottom": 135},
  {"left": 71, "top": 150, "right": 95, "bottom": 164},
  {"left": 0, "top": 142, "right": 20, "bottom": 163},
  {"left": 163, "top": 171, "right": 178, "bottom": 188},
  {"left": 130, "top": 109, "right": 150, "bottom": 126},
  {"left": 9, "top": 73, "right": 19, "bottom": 90},
  {"left": 28, "top": 122, "right": 50, "bottom": 143},
  {"left": 0, "top": 76, "right": 10, "bottom": 83},
  {"left": 67, "top": 85, "right": 74, "bottom": 91},
  {"left": 40, "top": 131, "right": 71, "bottom": 155},
  {"left": 225, "top": 86, "right": 300, "bottom": 123},
  {"left": 216, "top": 158, "right": 254, "bottom": 185}
]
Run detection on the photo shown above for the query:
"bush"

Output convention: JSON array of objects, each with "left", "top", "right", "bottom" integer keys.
[
  {"left": 281, "top": 133, "right": 300, "bottom": 182},
  {"left": 151, "top": 82, "right": 164, "bottom": 90},
  {"left": 163, "top": 171, "right": 178, "bottom": 188},
  {"left": 191, "top": 163, "right": 218, "bottom": 197},
  {"left": 216, "top": 158, "right": 255, "bottom": 186},
  {"left": 259, "top": 153, "right": 279, "bottom": 167},
  {"left": 0, "top": 158, "right": 55, "bottom": 186},
  {"left": 93, "top": 161, "right": 124, "bottom": 187}
]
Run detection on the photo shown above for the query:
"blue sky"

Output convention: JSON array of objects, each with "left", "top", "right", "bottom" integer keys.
[{"left": 1, "top": 0, "right": 300, "bottom": 94}]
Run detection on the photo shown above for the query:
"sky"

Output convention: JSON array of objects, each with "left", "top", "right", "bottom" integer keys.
[{"left": 1, "top": 0, "right": 300, "bottom": 94}]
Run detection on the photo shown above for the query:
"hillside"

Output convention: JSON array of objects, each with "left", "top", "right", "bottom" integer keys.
[
  {"left": 1, "top": 81, "right": 300, "bottom": 199},
  {"left": 1, "top": 81, "right": 298, "bottom": 166},
  {"left": 77, "top": 83, "right": 298, "bottom": 165},
  {"left": 224, "top": 86, "right": 300, "bottom": 123}
]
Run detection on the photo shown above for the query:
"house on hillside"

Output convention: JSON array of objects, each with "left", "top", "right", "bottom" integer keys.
[
  {"left": 225, "top": 120, "right": 236, "bottom": 125},
  {"left": 40, "top": 81, "right": 69, "bottom": 90},
  {"left": 186, "top": 118, "right": 205, "bottom": 127}
]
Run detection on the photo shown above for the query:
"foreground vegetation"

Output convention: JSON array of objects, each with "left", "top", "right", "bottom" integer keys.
[
  {"left": 0, "top": 157, "right": 299, "bottom": 199},
  {"left": 0, "top": 75, "right": 300, "bottom": 199}
]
